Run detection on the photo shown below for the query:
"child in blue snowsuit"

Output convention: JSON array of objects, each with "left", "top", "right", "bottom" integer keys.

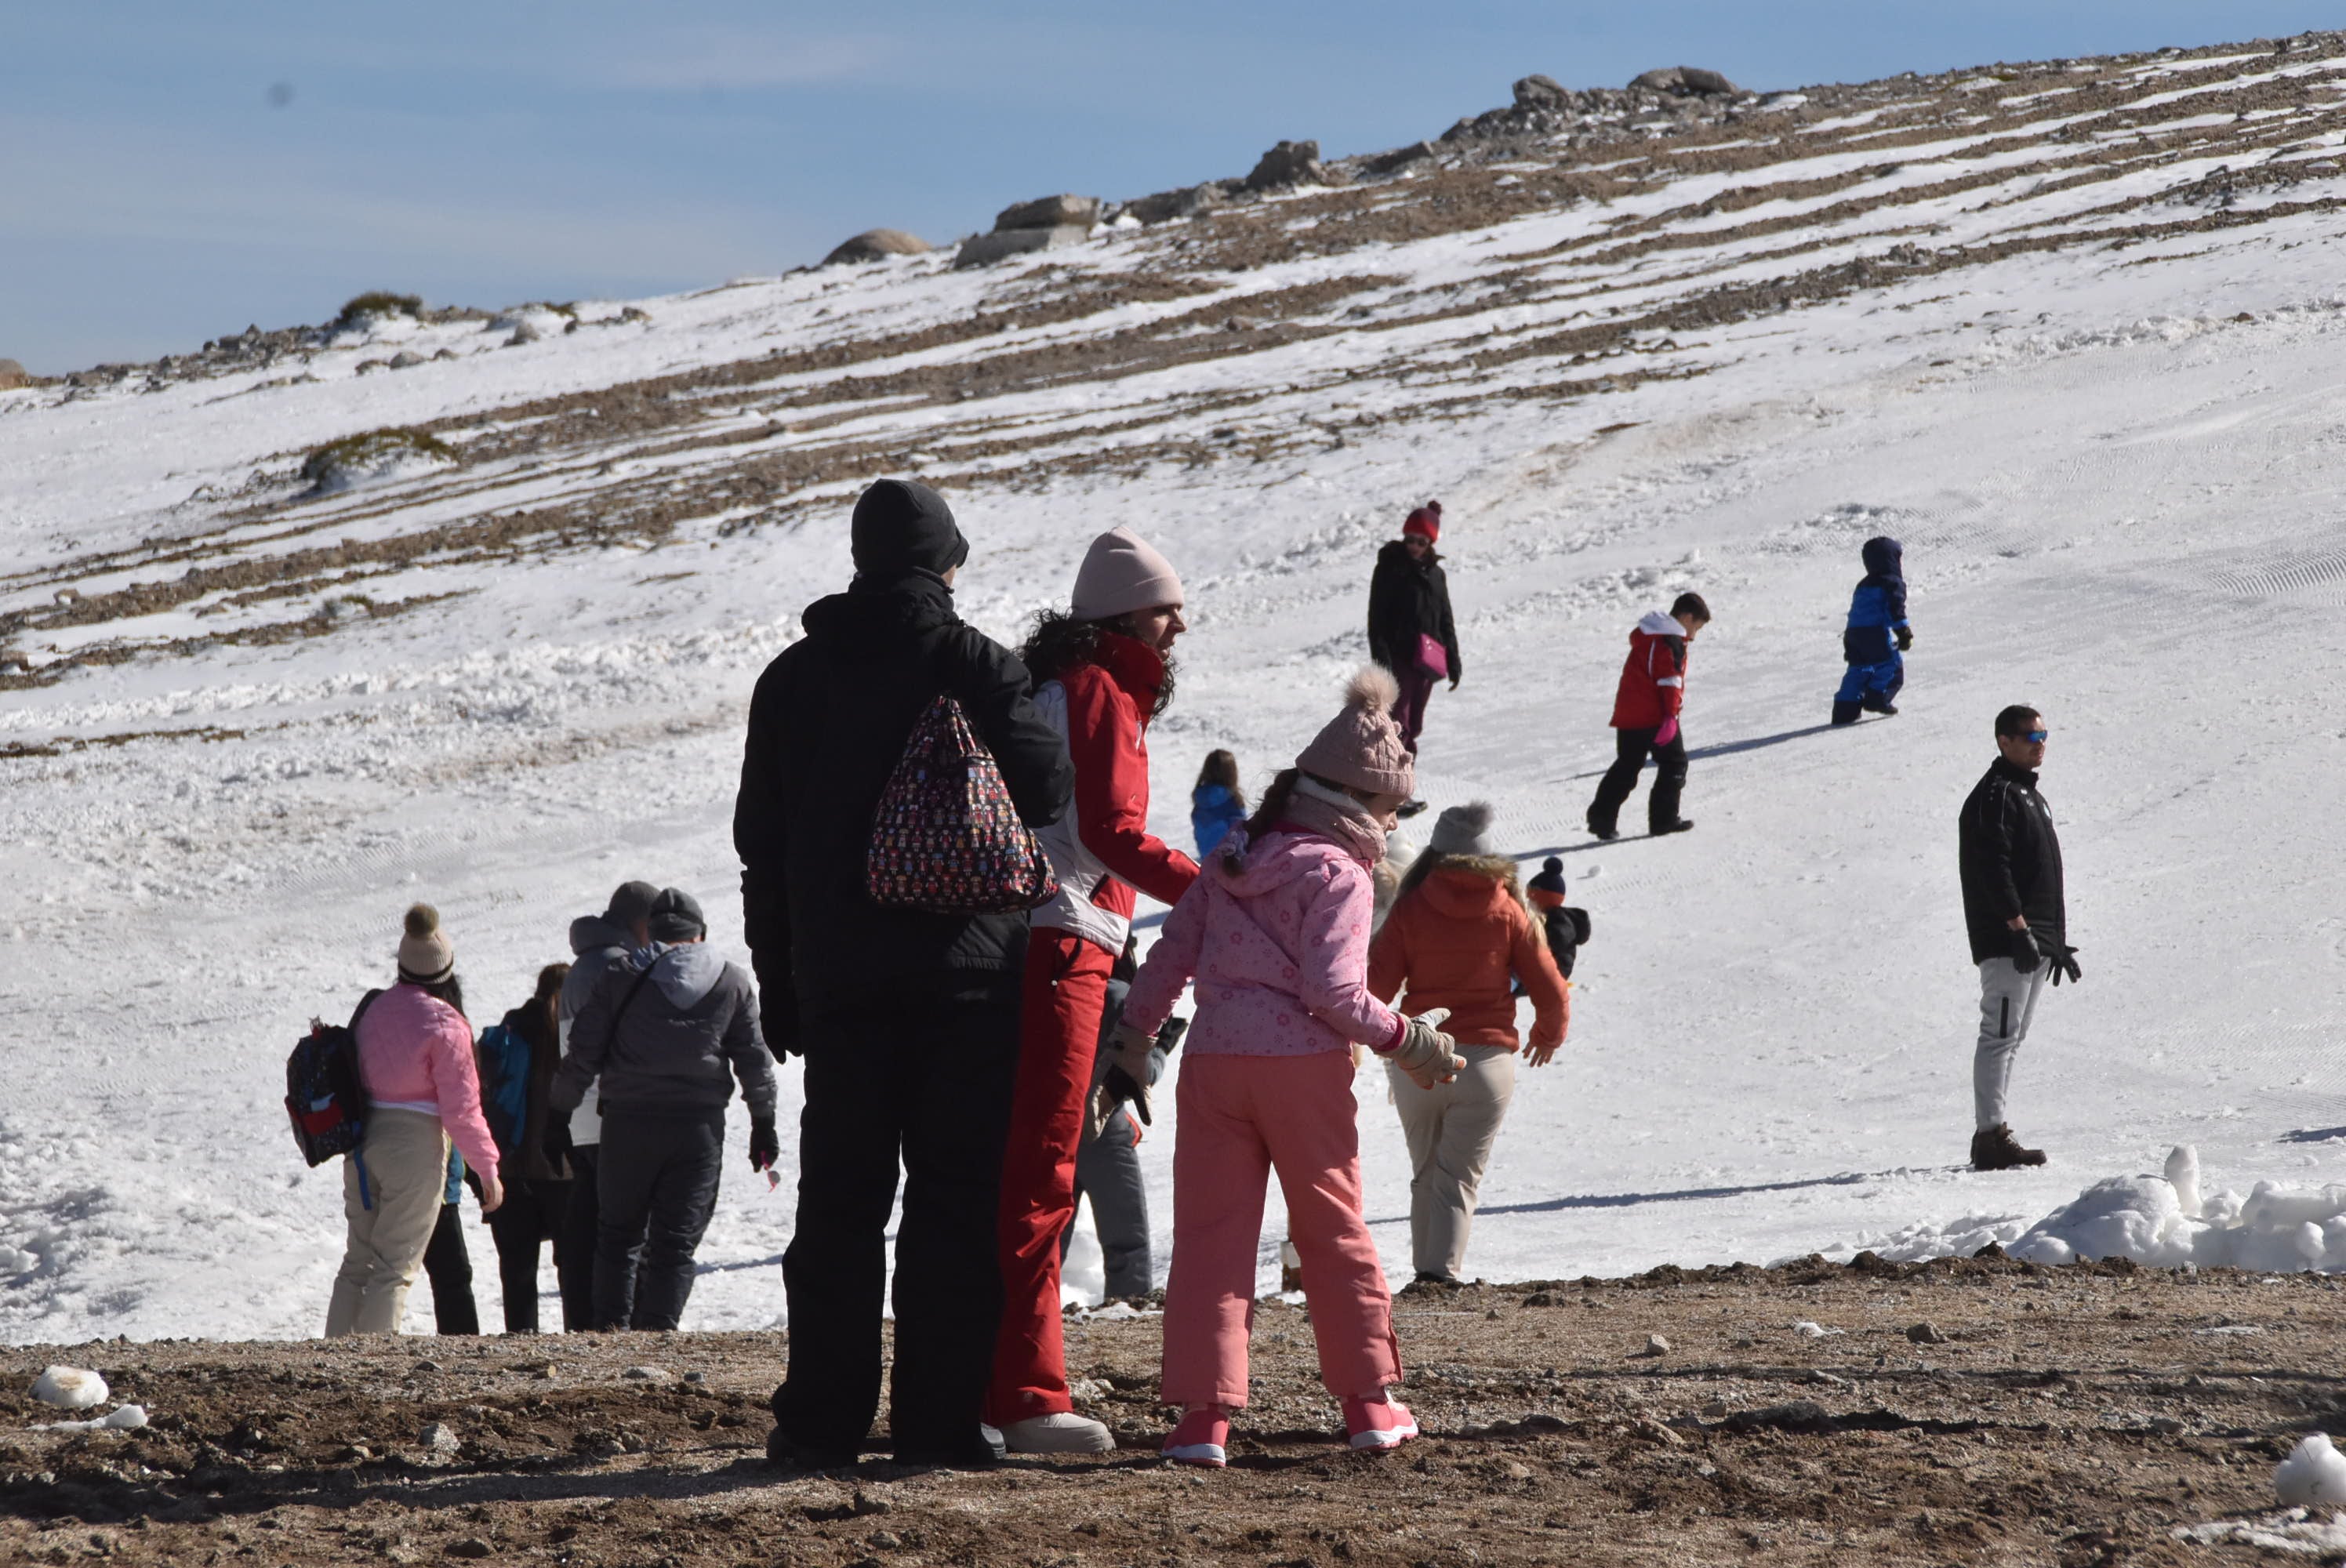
[{"left": 1831, "top": 536, "right": 1910, "bottom": 725}]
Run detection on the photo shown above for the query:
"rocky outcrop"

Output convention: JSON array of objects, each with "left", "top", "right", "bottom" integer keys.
[
  {"left": 993, "top": 194, "right": 1101, "bottom": 231},
  {"left": 1244, "top": 140, "right": 1324, "bottom": 191},
  {"left": 1358, "top": 141, "right": 1438, "bottom": 178},
  {"left": 957, "top": 194, "right": 1102, "bottom": 267},
  {"left": 1124, "top": 182, "right": 1235, "bottom": 224},
  {"left": 0, "top": 359, "right": 28, "bottom": 390},
  {"left": 822, "top": 228, "right": 932, "bottom": 266},
  {"left": 1632, "top": 65, "right": 1743, "bottom": 96}
]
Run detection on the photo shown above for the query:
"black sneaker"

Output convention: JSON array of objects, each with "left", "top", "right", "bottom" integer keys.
[
  {"left": 1396, "top": 799, "right": 1430, "bottom": 819},
  {"left": 1651, "top": 819, "right": 1695, "bottom": 835},
  {"left": 1970, "top": 1123, "right": 2046, "bottom": 1171},
  {"left": 1587, "top": 818, "right": 1620, "bottom": 841}
]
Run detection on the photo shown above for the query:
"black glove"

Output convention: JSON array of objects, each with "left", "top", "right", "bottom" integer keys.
[
  {"left": 750, "top": 951, "right": 799, "bottom": 1061},
  {"left": 749, "top": 1117, "right": 780, "bottom": 1172},
  {"left": 1447, "top": 675, "right": 1461, "bottom": 692},
  {"left": 542, "top": 1114, "right": 574, "bottom": 1171},
  {"left": 1102, "top": 1065, "right": 1150, "bottom": 1127},
  {"left": 2008, "top": 925, "right": 2042, "bottom": 975},
  {"left": 2046, "top": 942, "right": 2082, "bottom": 986},
  {"left": 1895, "top": 626, "right": 1913, "bottom": 652}
]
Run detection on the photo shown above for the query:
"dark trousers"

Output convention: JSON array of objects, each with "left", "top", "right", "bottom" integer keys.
[
  {"left": 420, "top": 1202, "right": 480, "bottom": 1336},
  {"left": 1588, "top": 724, "right": 1688, "bottom": 834},
  {"left": 485, "top": 1178, "right": 571, "bottom": 1334},
  {"left": 594, "top": 1109, "right": 726, "bottom": 1332},
  {"left": 557, "top": 1145, "right": 601, "bottom": 1331},
  {"left": 1070, "top": 1112, "right": 1153, "bottom": 1300},
  {"left": 772, "top": 996, "right": 1020, "bottom": 1457},
  {"left": 1395, "top": 665, "right": 1436, "bottom": 757}
]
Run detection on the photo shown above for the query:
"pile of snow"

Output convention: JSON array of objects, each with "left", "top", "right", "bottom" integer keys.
[
  {"left": 2277, "top": 1434, "right": 2346, "bottom": 1507},
  {"left": 31, "top": 1365, "right": 107, "bottom": 1410},
  {"left": 2012, "top": 1146, "right": 2346, "bottom": 1272},
  {"left": 35, "top": 1404, "right": 147, "bottom": 1434},
  {"left": 2176, "top": 1512, "right": 2346, "bottom": 1554}
]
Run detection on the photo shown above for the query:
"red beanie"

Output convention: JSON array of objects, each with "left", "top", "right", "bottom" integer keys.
[{"left": 1403, "top": 501, "right": 1442, "bottom": 542}]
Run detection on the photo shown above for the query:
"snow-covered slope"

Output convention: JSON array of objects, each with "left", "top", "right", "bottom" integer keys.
[{"left": 5, "top": 36, "right": 2346, "bottom": 1343}]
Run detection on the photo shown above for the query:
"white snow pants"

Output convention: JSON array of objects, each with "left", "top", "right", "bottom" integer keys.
[
  {"left": 1386, "top": 1045, "right": 1517, "bottom": 1279},
  {"left": 325, "top": 1109, "right": 449, "bottom": 1337},
  {"left": 1973, "top": 957, "right": 2049, "bottom": 1131}
]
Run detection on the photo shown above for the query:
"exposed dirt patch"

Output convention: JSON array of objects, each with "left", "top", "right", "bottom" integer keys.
[{"left": 5, "top": 1258, "right": 2340, "bottom": 1566}]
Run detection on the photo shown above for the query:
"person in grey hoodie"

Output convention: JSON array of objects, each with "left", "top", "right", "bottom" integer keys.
[
  {"left": 547, "top": 880, "right": 657, "bottom": 1330},
  {"left": 551, "top": 887, "right": 779, "bottom": 1331}
]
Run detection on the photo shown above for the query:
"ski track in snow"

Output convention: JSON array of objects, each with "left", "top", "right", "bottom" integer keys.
[{"left": 6, "top": 41, "right": 2346, "bottom": 1343}]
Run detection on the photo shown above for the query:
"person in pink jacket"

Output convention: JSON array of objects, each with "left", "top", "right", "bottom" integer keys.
[
  {"left": 325, "top": 905, "right": 504, "bottom": 1337},
  {"left": 1107, "top": 667, "right": 1462, "bottom": 1467}
]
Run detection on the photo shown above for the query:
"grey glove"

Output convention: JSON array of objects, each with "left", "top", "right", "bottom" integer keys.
[{"left": 1389, "top": 1008, "right": 1462, "bottom": 1091}]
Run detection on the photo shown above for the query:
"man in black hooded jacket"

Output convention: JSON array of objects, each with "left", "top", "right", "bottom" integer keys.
[{"left": 736, "top": 478, "right": 1073, "bottom": 1468}]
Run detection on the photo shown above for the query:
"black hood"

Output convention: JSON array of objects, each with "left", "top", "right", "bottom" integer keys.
[
  {"left": 802, "top": 571, "right": 960, "bottom": 651},
  {"left": 1861, "top": 535, "right": 1903, "bottom": 578},
  {"left": 852, "top": 479, "right": 968, "bottom": 579}
]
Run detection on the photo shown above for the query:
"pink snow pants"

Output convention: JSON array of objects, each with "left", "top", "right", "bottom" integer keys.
[{"left": 1162, "top": 1051, "right": 1401, "bottom": 1410}]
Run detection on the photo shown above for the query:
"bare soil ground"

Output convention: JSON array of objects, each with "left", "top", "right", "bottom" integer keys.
[{"left": 5, "top": 1254, "right": 2341, "bottom": 1566}]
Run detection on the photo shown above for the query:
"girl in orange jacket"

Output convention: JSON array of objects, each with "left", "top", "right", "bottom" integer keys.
[{"left": 1367, "top": 802, "right": 1568, "bottom": 1283}]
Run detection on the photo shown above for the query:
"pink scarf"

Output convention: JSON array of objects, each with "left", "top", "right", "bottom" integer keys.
[{"left": 1280, "top": 776, "right": 1390, "bottom": 866}]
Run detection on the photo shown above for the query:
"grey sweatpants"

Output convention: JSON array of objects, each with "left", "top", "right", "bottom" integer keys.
[
  {"left": 1073, "top": 1110, "right": 1153, "bottom": 1300},
  {"left": 1974, "top": 956, "right": 2050, "bottom": 1131},
  {"left": 1385, "top": 1044, "right": 1518, "bottom": 1279}
]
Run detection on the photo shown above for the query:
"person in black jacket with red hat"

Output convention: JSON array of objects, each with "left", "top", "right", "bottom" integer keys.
[
  {"left": 1366, "top": 503, "right": 1462, "bottom": 804},
  {"left": 1958, "top": 705, "right": 2079, "bottom": 1171},
  {"left": 735, "top": 478, "right": 1073, "bottom": 1468}
]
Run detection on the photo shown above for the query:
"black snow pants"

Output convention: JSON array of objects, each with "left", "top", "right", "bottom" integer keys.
[
  {"left": 557, "top": 1144, "right": 601, "bottom": 1331},
  {"left": 485, "top": 1178, "right": 571, "bottom": 1334},
  {"left": 593, "top": 1109, "right": 725, "bottom": 1331},
  {"left": 421, "top": 1202, "right": 480, "bottom": 1336},
  {"left": 1588, "top": 724, "right": 1688, "bottom": 835},
  {"left": 770, "top": 994, "right": 1020, "bottom": 1460}
]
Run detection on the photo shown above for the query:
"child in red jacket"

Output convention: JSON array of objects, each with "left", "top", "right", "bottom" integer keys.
[
  {"left": 1585, "top": 592, "right": 1709, "bottom": 840},
  {"left": 989, "top": 527, "right": 1201, "bottom": 1454}
]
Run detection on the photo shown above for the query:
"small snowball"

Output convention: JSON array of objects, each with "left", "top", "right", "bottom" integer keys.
[
  {"left": 2275, "top": 1432, "right": 2346, "bottom": 1506},
  {"left": 31, "top": 1367, "right": 108, "bottom": 1410},
  {"left": 100, "top": 1404, "right": 147, "bottom": 1430}
]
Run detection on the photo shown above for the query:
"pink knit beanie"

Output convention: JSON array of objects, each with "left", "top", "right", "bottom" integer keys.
[
  {"left": 1295, "top": 666, "right": 1414, "bottom": 797},
  {"left": 1070, "top": 526, "right": 1184, "bottom": 621}
]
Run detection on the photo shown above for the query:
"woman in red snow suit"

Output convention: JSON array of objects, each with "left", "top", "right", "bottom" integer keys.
[
  {"left": 1585, "top": 592, "right": 1710, "bottom": 840},
  {"left": 990, "top": 526, "right": 1201, "bottom": 1454}
]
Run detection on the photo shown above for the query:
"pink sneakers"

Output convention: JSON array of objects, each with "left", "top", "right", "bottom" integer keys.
[
  {"left": 1343, "top": 1396, "right": 1419, "bottom": 1452},
  {"left": 1163, "top": 1406, "right": 1229, "bottom": 1468}
]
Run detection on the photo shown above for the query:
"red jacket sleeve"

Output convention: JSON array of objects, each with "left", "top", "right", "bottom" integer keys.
[{"left": 1063, "top": 669, "right": 1200, "bottom": 907}]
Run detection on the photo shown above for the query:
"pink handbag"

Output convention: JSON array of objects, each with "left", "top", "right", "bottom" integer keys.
[{"left": 1416, "top": 633, "right": 1449, "bottom": 678}]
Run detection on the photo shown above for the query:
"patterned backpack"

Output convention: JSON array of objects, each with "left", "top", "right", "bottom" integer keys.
[{"left": 867, "top": 693, "right": 1056, "bottom": 914}]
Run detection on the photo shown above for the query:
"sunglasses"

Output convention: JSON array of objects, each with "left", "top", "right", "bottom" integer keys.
[{"left": 2009, "top": 730, "right": 2049, "bottom": 744}]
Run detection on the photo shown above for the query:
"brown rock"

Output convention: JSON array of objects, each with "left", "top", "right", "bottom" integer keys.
[
  {"left": 0, "top": 358, "right": 29, "bottom": 390},
  {"left": 993, "top": 194, "right": 1101, "bottom": 231},
  {"left": 821, "top": 228, "right": 932, "bottom": 266}
]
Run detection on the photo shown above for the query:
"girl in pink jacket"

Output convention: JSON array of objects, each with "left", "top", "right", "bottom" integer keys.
[
  {"left": 325, "top": 905, "right": 504, "bottom": 1338},
  {"left": 1110, "top": 667, "right": 1462, "bottom": 1466}
]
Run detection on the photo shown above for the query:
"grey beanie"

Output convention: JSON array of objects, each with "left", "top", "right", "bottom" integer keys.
[
  {"left": 648, "top": 887, "right": 706, "bottom": 942},
  {"left": 605, "top": 880, "right": 659, "bottom": 927},
  {"left": 1426, "top": 800, "right": 1496, "bottom": 858}
]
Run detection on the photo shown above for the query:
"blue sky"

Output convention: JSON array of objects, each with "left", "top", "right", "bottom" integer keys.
[{"left": 4, "top": 2, "right": 2334, "bottom": 372}]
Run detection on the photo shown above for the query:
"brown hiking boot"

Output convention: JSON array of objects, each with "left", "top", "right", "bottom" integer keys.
[{"left": 1970, "top": 1123, "right": 2046, "bottom": 1171}]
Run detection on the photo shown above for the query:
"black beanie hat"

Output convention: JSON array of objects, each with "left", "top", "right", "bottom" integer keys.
[
  {"left": 1527, "top": 856, "right": 1567, "bottom": 899},
  {"left": 851, "top": 479, "right": 969, "bottom": 579},
  {"left": 648, "top": 887, "right": 707, "bottom": 942}
]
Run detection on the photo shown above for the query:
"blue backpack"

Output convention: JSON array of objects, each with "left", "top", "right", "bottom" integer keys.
[
  {"left": 475, "top": 1021, "right": 532, "bottom": 1155},
  {"left": 285, "top": 990, "right": 382, "bottom": 1167}
]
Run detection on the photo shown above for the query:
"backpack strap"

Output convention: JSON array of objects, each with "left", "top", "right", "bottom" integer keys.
[
  {"left": 348, "top": 987, "right": 386, "bottom": 1030},
  {"left": 611, "top": 960, "right": 657, "bottom": 1030}
]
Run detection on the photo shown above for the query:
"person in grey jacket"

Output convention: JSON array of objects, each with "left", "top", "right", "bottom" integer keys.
[
  {"left": 550, "top": 879, "right": 656, "bottom": 1330},
  {"left": 551, "top": 887, "right": 779, "bottom": 1330}
]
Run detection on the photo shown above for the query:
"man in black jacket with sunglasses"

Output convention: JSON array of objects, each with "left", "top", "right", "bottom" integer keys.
[{"left": 1958, "top": 705, "right": 2078, "bottom": 1171}]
